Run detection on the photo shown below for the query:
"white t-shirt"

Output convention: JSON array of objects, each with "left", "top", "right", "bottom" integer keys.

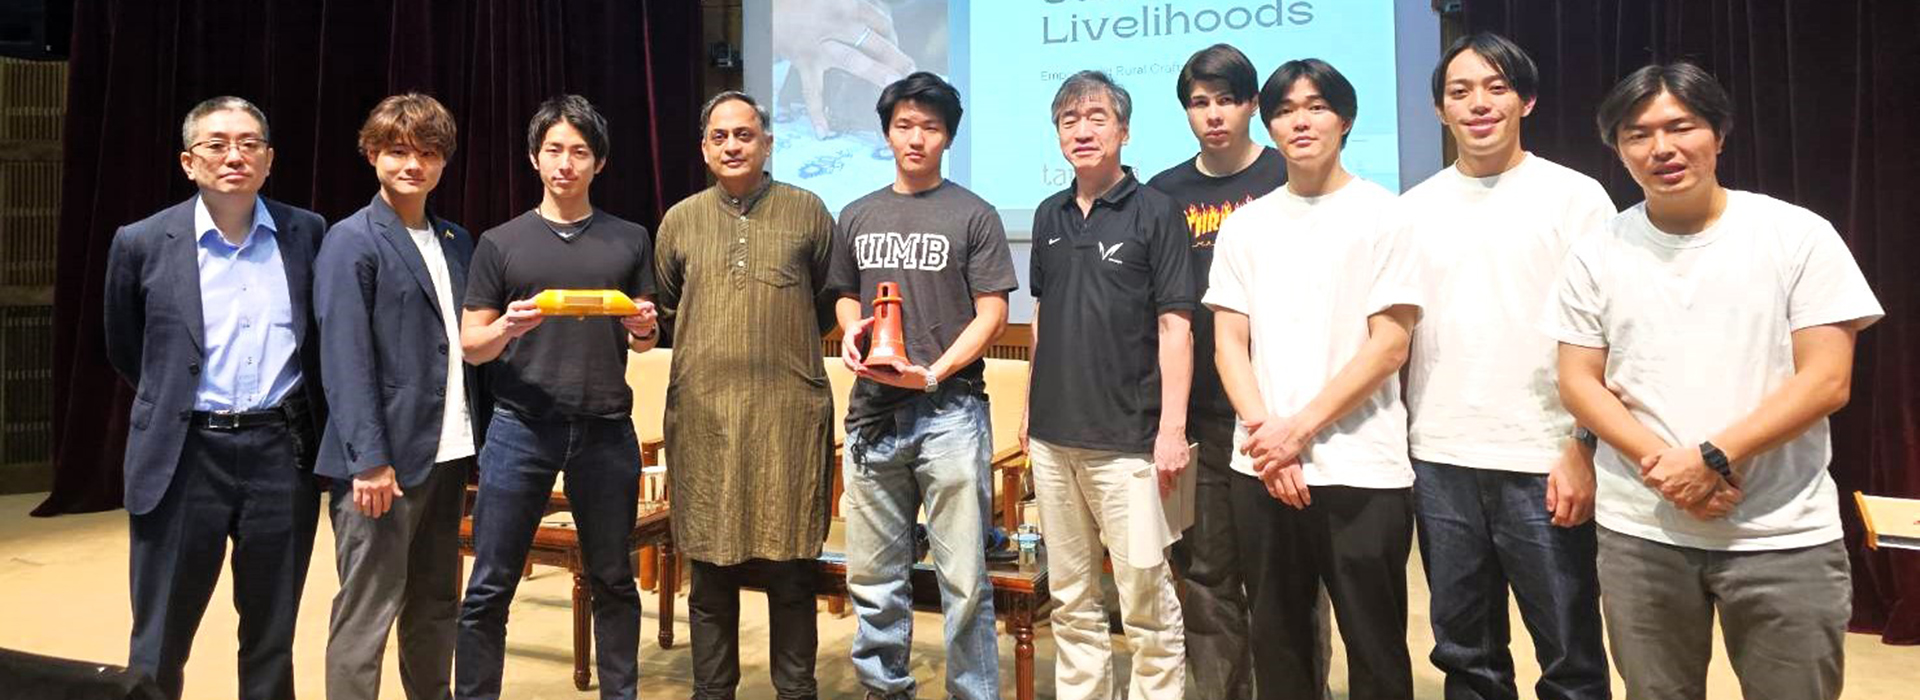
[
  {"left": 1402, "top": 154, "right": 1617, "bottom": 473},
  {"left": 1204, "top": 177, "right": 1421, "bottom": 488},
  {"left": 407, "top": 226, "right": 477, "bottom": 464},
  {"left": 1540, "top": 191, "right": 1883, "bottom": 550}
]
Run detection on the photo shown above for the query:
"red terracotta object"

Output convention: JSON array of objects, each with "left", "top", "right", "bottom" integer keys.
[{"left": 865, "top": 281, "right": 911, "bottom": 372}]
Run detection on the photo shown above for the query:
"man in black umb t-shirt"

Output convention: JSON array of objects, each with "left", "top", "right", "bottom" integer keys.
[
  {"left": 1143, "top": 43, "right": 1292, "bottom": 700},
  {"left": 455, "top": 95, "right": 658, "bottom": 700},
  {"left": 828, "top": 72, "right": 1018, "bottom": 700}
]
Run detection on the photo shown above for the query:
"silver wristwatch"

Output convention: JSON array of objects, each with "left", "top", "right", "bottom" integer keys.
[{"left": 923, "top": 372, "right": 939, "bottom": 393}]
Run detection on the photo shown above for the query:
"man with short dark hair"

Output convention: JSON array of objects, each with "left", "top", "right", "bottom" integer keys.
[
  {"left": 830, "top": 71, "right": 1017, "bottom": 700},
  {"left": 1026, "top": 69, "right": 1193, "bottom": 700},
  {"left": 655, "top": 90, "right": 837, "bottom": 700},
  {"left": 104, "top": 95, "right": 328, "bottom": 700},
  {"left": 1144, "top": 43, "right": 1282, "bottom": 700},
  {"left": 455, "top": 94, "right": 659, "bottom": 700},
  {"left": 1546, "top": 62, "right": 1882, "bottom": 700},
  {"left": 1402, "top": 32, "right": 1615, "bottom": 700},
  {"left": 1212, "top": 59, "right": 1421, "bottom": 700},
  {"left": 317, "top": 92, "right": 475, "bottom": 700}
]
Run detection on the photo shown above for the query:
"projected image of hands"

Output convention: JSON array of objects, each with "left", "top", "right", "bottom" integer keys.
[{"left": 772, "top": 0, "right": 947, "bottom": 210}]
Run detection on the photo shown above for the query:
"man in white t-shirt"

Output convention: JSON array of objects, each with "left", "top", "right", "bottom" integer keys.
[
  {"left": 1543, "top": 63, "right": 1883, "bottom": 700},
  {"left": 315, "top": 94, "right": 479, "bottom": 700},
  {"left": 1401, "top": 33, "right": 1615, "bottom": 700},
  {"left": 1209, "top": 58, "right": 1421, "bottom": 700}
]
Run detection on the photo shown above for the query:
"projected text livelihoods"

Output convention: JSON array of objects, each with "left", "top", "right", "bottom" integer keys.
[{"left": 1042, "top": 1, "right": 1317, "bottom": 44}]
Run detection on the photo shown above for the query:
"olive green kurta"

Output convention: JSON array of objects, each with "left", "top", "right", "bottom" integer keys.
[{"left": 655, "top": 178, "right": 836, "bottom": 565}]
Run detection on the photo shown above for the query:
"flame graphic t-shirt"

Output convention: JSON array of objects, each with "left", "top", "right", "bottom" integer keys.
[{"left": 1147, "top": 147, "right": 1284, "bottom": 420}]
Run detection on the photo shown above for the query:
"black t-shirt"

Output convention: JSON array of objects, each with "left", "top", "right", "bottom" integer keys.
[
  {"left": 827, "top": 181, "right": 1020, "bottom": 430},
  {"left": 1147, "top": 148, "right": 1285, "bottom": 421},
  {"left": 1028, "top": 169, "right": 1196, "bottom": 453},
  {"left": 464, "top": 209, "right": 656, "bottom": 420}
]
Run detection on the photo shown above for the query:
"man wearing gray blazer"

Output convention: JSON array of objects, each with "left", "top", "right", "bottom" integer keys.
[
  {"left": 315, "top": 93, "right": 478, "bottom": 700},
  {"left": 103, "top": 96, "right": 328, "bottom": 700}
]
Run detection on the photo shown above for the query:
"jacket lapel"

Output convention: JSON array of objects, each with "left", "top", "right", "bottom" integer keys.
[
  {"left": 163, "top": 199, "right": 207, "bottom": 352},
  {"left": 434, "top": 216, "right": 470, "bottom": 317},
  {"left": 370, "top": 195, "right": 442, "bottom": 324},
  {"left": 264, "top": 198, "right": 312, "bottom": 346}
]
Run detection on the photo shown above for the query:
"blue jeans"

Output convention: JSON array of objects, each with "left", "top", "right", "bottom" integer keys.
[
  {"left": 1412, "top": 460, "right": 1608, "bottom": 700},
  {"left": 842, "top": 386, "right": 999, "bottom": 700},
  {"left": 455, "top": 408, "right": 642, "bottom": 700}
]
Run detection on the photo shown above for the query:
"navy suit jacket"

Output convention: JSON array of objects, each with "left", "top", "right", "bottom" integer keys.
[
  {"left": 314, "top": 194, "right": 479, "bottom": 488},
  {"left": 103, "top": 196, "right": 330, "bottom": 515}
]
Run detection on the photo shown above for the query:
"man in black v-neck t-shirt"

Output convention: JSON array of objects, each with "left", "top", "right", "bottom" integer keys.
[
  {"left": 464, "top": 209, "right": 654, "bottom": 419},
  {"left": 455, "top": 96, "right": 658, "bottom": 700}
]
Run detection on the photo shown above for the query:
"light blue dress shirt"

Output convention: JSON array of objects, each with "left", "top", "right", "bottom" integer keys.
[{"left": 193, "top": 195, "right": 301, "bottom": 412}]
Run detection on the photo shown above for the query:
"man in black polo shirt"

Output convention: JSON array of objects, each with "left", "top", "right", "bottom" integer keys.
[
  {"left": 454, "top": 95, "right": 660, "bottom": 700},
  {"left": 1025, "top": 70, "right": 1195, "bottom": 700}
]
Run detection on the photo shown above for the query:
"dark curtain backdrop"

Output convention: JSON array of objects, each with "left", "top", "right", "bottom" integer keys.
[
  {"left": 1454, "top": 0, "right": 1920, "bottom": 644},
  {"left": 39, "top": 1, "right": 706, "bottom": 515}
]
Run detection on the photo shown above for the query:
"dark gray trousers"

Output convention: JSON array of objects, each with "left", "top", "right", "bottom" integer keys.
[
  {"left": 1596, "top": 527, "right": 1849, "bottom": 700},
  {"left": 325, "top": 459, "right": 470, "bottom": 700}
]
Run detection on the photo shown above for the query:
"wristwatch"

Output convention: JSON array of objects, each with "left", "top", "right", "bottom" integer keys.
[
  {"left": 923, "top": 372, "right": 939, "bottom": 394},
  {"left": 1699, "top": 441, "right": 1733, "bottom": 479},
  {"left": 632, "top": 327, "right": 658, "bottom": 342},
  {"left": 1574, "top": 426, "right": 1598, "bottom": 451}
]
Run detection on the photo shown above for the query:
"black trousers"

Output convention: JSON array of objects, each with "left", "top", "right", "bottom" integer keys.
[
  {"left": 1232, "top": 473, "right": 1414, "bottom": 700},
  {"left": 1167, "top": 415, "right": 1253, "bottom": 699},
  {"left": 127, "top": 422, "right": 320, "bottom": 700},
  {"left": 688, "top": 558, "right": 818, "bottom": 700}
]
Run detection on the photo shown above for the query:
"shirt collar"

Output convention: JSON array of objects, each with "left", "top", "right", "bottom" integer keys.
[
  {"left": 1059, "top": 166, "right": 1139, "bottom": 210},
  {"left": 717, "top": 175, "right": 775, "bottom": 216},
  {"left": 194, "top": 194, "right": 275, "bottom": 249}
]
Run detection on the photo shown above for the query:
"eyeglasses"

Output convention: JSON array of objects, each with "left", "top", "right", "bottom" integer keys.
[{"left": 188, "top": 138, "right": 269, "bottom": 158}]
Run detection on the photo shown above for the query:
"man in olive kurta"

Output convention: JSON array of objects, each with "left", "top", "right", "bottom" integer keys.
[{"left": 654, "top": 90, "right": 836, "bottom": 700}]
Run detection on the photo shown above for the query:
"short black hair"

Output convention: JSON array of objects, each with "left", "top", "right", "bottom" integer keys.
[
  {"left": 876, "top": 71, "right": 964, "bottom": 136},
  {"left": 1176, "top": 43, "right": 1258, "bottom": 106},
  {"left": 1595, "top": 62, "right": 1734, "bottom": 149},
  {"left": 526, "top": 95, "right": 610, "bottom": 159},
  {"left": 698, "top": 90, "right": 771, "bottom": 137},
  {"left": 1431, "top": 32, "right": 1539, "bottom": 106},
  {"left": 1259, "top": 58, "right": 1357, "bottom": 147}
]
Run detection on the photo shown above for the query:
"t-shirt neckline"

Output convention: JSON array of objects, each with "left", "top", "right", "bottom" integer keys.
[
  {"left": 1282, "top": 174, "right": 1360, "bottom": 204},
  {"left": 1635, "top": 193, "right": 1734, "bottom": 250},
  {"left": 1447, "top": 151, "right": 1533, "bottom": 186}
]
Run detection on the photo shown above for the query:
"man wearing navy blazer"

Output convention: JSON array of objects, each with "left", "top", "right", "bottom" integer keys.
[
  {"left": 102, "top": 96, "right": 328, "bottom": 700},
  {"left": 315, "top": 93, "right": 477, "bottom": 700}
]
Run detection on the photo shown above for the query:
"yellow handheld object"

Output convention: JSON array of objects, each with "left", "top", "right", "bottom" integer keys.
[{"left": 532, "top": 289, "right": 640, "bottom": 316}]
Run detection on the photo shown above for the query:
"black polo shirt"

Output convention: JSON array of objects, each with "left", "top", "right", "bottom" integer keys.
[{"left": 1029, "top": 168, "right": 1196, "bottom": 453}]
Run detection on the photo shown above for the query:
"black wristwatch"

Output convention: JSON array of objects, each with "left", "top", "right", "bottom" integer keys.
[
  {"left": 1699, "top": 441, "right": 1732, "bottom": 479},
  {"left": 1574, "top": 426, "right": 1598, "bottom": 451},
  {"left": 631, "top": 327, "right": 658, "bottom": 342}
]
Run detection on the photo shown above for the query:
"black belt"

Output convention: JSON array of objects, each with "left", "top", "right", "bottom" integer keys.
[{"left": 190, "top": 397, "right": 307, "bottom": 431}]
